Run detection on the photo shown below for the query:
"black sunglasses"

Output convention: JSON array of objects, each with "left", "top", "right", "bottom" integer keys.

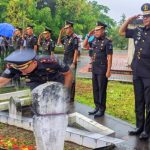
[{"left": 143, "top": 14, "right": 150, "bottom": 18}]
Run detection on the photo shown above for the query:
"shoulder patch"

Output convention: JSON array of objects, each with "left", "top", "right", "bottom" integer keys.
[
  {"left": 72, "top": 33, "right": 78, "bottom": 38},
  {"left": 40, "top": 57, "right": 58, "bottom": 64},
  {"left": 4, "top": 68, "right": 11, "bottom": 75},
  {"left": 106, "top": 37, "right": 112, "bottom": 41}
]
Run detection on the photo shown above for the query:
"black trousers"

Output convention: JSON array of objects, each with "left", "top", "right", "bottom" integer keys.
[
  {"left": 70, "top": 64, "right": 77, "bottom": 102},
  {"left": 133, "top": 76, "right": 150, "bottom": 134},
  {"left": 92, "top": 73, "right": 108, "bottom": 112}
]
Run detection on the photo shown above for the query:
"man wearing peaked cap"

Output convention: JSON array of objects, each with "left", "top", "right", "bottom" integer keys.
[
  {"left": 4, "top": 49, "right": 36, "bottom": 65},
  {"left": 83, "top": 21, "right": 113, "bottom": 118},
  {"left": 57, "top": 20, "right": 79, "bottom": 102},
  {"left": 38, "top": 27, "right": 55, "bottom": 57},
  {"left": 64, "top": 20, "right": 74, "bottom": 29},
  {"left": 43, "top": 27, "right": 52, "bottom": 34},
  {"left": 25, "top": 24, "right": 38, "bottom": 51},
  {"left": 119, "top": 3, "right": 150, "bottom": 140},
  {"left": 15, "top": 27, "right": 22, "bottom": 31},
  {"left": 13, "top": 27, "right": 23, "bottom": 50},
  {"left": 141, "top": 3, "right": 150, "bottom": 16},
  {"left": 0, "top": 49, "right": 73, "bottom": 90},
  {"left": 96, "top": 21, "right": 107, "bottom": 29},
  {"left": 26, "top": 24, "right": 34, "bottom": 30}
]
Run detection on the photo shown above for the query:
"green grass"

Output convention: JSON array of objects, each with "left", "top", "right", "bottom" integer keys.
[
  {"left": 75, "top": 78, "right": 135, "bottom": 125},
  {"left": 0, "top": 86, "right": 28, "bottom": 94}
]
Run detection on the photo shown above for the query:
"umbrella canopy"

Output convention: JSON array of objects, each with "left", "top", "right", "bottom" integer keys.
[{"left": 0, "top": 23, "right": 15, "bottom": 37}]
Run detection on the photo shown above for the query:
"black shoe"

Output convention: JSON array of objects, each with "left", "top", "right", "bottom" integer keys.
[
  {"left": 139, "top": 131, "right": 149, "bottom": 140},
  {"left": 94, "top": 111, "right": 104, "bottom": 118},
  {"left": 128, "top": 128, "right": 143, "bottom": 136},
  {"left": 88, "top": 108, "right": 99, "bottom": 115}
]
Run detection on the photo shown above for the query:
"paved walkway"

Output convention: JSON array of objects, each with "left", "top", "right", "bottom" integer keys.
[
  {"left": 72, "top": 102, "right": 150, "bottom": 150},
  {"left": 76, "top": 50, "right": 133, "bottom": 82}
]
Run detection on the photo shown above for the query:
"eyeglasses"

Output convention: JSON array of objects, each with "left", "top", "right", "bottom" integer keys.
[
  {"left": 10, "top": 61, "right": 33, "bottom": 70},
  {"left": 143, "top": 14, "right": 150, "bottom": 18}
]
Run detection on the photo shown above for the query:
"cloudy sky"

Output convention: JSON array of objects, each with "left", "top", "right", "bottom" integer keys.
[{"left": 94, "top": 0, "right": 150, "bottom": 22}]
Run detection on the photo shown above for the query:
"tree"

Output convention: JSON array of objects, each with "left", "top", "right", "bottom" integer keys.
[
  {"left": 2, "top": 0, "right": 124, "bottom": 46},
  {"left": 5, "top": 0, "right": 32, "bottom": 28},
  {"left": 5, "top": 0, "right": 53, "bottom": 36},
  {"left": 37, "top": 0, "right": 56, "bottom": 17},
  {"left": 0, "top": 0, "right": 9, "bottom": 22},
  {"left": 110, "top": 14, "right": 128, "bottom": 50},
  {"left": 118, "top": 13, "right": 126, "bottom": 26}
]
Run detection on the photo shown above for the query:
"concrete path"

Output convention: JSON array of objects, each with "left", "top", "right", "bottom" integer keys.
[{"left": 71, "top": 102, "right": 150, "bottom": 150}]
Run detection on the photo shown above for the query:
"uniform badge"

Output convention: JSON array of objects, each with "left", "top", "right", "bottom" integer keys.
[
  {"left": 4, "top": 69, "right": 11, "bottom": 75},
  {"left": 135, "top": 40, "right": 138, "bottom": 45},
  {"left": 74, "top": 38, "right": 78, "bottom": 45}
]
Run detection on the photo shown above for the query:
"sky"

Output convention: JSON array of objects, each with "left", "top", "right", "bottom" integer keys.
[{"left": 94, "top": 0, "right": 150, "bottom": 22}]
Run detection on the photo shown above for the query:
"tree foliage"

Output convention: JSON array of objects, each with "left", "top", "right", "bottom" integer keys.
[{"left": 0, "top": 0, "right": 128, "bottom": 49}]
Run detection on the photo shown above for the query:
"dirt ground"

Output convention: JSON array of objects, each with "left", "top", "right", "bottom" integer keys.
[{"left": 0, "top": 123, "right": 91, "bottom": 150}]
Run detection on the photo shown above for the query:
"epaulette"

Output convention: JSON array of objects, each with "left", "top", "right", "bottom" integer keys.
[
  {"left": 137, "top": 26, "right": 144, "bottom": 31},
  {"left": 33, "top": 35, "right": 37, "bottom": 39},
  {"left": 72, "top": 33, "right": 78, "bottom": 38},
  {"left": 39, "top": 57, "right": 57, "bottom": 64},
  {"left": 106, "top": 37, "right": 112, "bottom": 41}
]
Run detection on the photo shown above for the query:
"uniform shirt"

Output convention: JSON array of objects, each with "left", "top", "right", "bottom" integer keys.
[
  {"left": 13, "top": 36, "right": 23, "bottom": 50},
  {"left": 61, "top": 33, "right": 78, "bottom": 65},
  {"left": 88, "top": 36, "right": 113, "bottom": 75},
  {"left": 26, "top": 35, "right": 37, "bottom": 49},
  {"left": 126, "top": 27, "right": 150, "bottom": 77},
  {"left": 1, "top": 56, "right": 69, "bottom": 89},
  {"left": 40, "top": 38, "right": 55, "bottom": 55}
]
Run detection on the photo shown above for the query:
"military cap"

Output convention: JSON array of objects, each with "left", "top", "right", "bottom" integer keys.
[
  {"left": 141, "top": 3, "right": 150, "bottom": 16},
  {"left": 15, "top": 26, "right": 22, "bottom": 31},
  {"left": 26, "top": 24, "right": 34, "bottom": 30},
  {"left": 95, "top": 21, "right": 107, "bottom": 30},
  {"left": 4, "top": 49, "right": 36, "bottom": 65},
  {"left": 43, "top": 27, "right": 52, "bottom": 34},
  {"left": 64, "top": 20, "right": 74, "bottom": 29}
]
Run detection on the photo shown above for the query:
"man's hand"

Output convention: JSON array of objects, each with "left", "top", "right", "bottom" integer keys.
[
  {"left": 60, "top": 27, "right": 65, "bottom": 35},
  {"left": 70, "top": 63, "right": 75, "bottom": 69},
  {"left": 0, "top": 77, "right": 11, "bottom": 88},
  {"left": 106, "top": 71, "right": 111, "bottom": 78},
  {"left": 57, "top": 27, "right": 65, "bottom": 45},
  {"left": 88, "top": 29, "right": 95, "bottom": 37},
  {"left": 127, "top": 14, "right": 141, "bottom": 23},
  {"left": 119, "top": 14, "right": 141, "bottom": 36}
]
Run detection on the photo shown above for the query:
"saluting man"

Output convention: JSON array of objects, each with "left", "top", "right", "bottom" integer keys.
[
  {"left": 38, "top": 27, "right": 55, "bottom": 57},
  {"left": 119, "top": 3, "right": 150, "bottom": 140},
  {"left": 25, "top": 25, "right": 38, "bottom": 51},
  {"left": 13, "top": 27, "right": 23, "bottom": 50},
  {"left": 57, "top": 21, "right": 79, "bottom": 102},
  {"left": 83, "top": 22, "right": 113, "bottom": 118}
]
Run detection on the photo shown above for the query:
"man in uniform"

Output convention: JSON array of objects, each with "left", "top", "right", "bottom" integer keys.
[
  {"left": 25, "top": 25, "right": 38, "bottom": 51},
  {"left": 38, "top": 27, "right": 55, "bottom": 57},
  {"left": 83, "top": 22, "right": 113, "bottom": 118},
  {"left": 0, "top": 49, "right": 73, "bottom": 90},
  {"left": 57, "top": 21, "right": 79, "bottom": 102},
  {"left": 119, "top": 3, "right": 150, "bottom": 140},
  {"left": 13, "top": 27, "right": 23, "bottom": 50}
]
